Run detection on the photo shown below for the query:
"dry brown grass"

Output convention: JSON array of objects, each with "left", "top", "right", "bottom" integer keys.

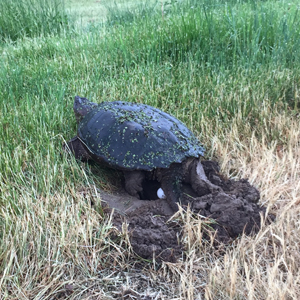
[{"left": 1, "top": 109, "right": 299, "bottom": 299}]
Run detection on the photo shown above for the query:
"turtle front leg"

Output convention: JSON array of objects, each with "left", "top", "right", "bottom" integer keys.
[
  {"left": 123, "top": 170, "right": 145, "bottom": 199},
  {"left": 65, "top": 136, "right": 92, "bottom": 161}
]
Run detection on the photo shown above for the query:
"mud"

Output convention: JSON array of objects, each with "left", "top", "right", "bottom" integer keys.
[{"left": 99, "top": 161, "right": 270, "bottom": 262}]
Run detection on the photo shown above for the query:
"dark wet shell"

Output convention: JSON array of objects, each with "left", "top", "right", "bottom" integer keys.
[{"left": 77, "top": 101, "right": 205, "bottom": 171}]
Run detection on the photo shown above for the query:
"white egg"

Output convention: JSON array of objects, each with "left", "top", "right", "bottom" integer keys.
[{"left": 157, "top": 188, "right": 166, "bottom": 199}]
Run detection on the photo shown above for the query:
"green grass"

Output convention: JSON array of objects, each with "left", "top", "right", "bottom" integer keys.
[
  {"left": 0, "top": 0, "right": 71, "bottom": 42},
  {"left": 1, "top": 0, "right": 300, "bottom": 298}
]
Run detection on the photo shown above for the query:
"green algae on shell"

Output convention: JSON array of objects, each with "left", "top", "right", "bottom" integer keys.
[{"left": 77, "top": 101, "right": 205, "bottom": 171}]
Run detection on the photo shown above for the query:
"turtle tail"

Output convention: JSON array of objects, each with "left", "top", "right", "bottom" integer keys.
[{"left": 160, "top": 163, "right": 183, "bottom": 212}]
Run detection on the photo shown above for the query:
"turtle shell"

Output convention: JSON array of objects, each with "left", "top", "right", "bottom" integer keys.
[{"left": 77, "top": 101, "right": 205, "bottom": 171}]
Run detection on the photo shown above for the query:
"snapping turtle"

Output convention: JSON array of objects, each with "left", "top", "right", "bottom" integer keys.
[{"left": 67, "top": 96, "right": 220, "bottom": 211}]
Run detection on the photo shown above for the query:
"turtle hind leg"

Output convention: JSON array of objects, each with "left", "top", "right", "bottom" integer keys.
[
  {"left": 123, "top": 170, "right": 146, "bottom": 199},
  {"left": 65, "top": 136, "right": 91, "bottom": 162},
  {"left": 187, "top": 159, "right": 222, "bottom": 196},
  {"left": 159, "top": 163, "right": 183, "bottom": 212}
]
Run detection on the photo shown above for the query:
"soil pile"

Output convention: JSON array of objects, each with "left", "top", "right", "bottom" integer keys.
[{"left": 101, "top": 161, "right": 270, "bottom": 262}]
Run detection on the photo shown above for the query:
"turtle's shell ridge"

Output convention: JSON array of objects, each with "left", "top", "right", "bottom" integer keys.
[{"left": 77, "top": 101, "right": 205, "bottom": 171}]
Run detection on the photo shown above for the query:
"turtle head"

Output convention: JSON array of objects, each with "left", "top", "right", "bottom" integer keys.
[{"left": 73, "top": 96, "right": 98, "bottom": 123}]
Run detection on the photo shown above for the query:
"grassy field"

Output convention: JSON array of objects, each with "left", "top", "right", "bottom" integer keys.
[{"left": 1, "top": 0, "right": 300, "bottom": 299}]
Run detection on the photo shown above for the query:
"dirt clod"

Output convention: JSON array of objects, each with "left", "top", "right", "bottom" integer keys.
[
  {"left": 114, "top": 209, "right": 180, "bottom": 262},
  {"left": 100, "top": 161, "right": 270, "bottom": 262}
]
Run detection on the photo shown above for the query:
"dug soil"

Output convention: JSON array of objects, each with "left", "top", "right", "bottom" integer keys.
[{"left": 99, "top": 160, "right": 270, "bottom": 262}]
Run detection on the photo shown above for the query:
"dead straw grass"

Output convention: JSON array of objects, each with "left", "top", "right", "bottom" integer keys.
[{"left": 1, "top": 110, "right": 300, "bottom": 299}]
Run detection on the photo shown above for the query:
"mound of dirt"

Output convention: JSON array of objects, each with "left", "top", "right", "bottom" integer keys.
[
  {"left": 113, "top": 209, "right": 181, "bottom": 262},
  {"left": 100, "top": 161, "right": 270, "bottom": 262}
]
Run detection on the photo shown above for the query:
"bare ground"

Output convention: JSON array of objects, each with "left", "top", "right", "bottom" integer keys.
[{"left": 99, "top": 161, "right": 271, "bottom": 262}]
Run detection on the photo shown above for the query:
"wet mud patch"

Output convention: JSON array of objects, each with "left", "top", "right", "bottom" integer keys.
[{"left": 100, "top": 160, "right": 271, "bottom": 262}]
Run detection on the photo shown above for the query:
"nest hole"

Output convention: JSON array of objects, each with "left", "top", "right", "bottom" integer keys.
[{"left": 139, "top": 179, "right": 161, "bottom": 200}]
